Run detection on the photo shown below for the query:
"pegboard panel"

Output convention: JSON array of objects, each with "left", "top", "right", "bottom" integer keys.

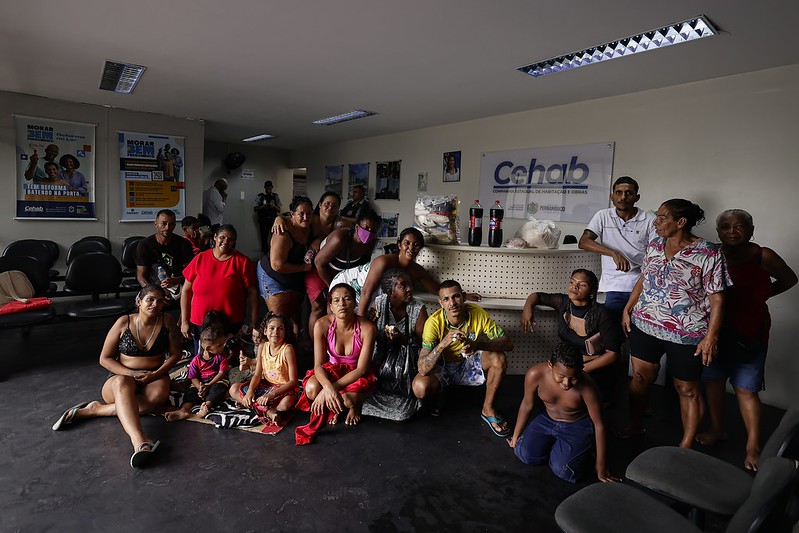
[
  {"left": 419, "top": 298, "right": 562, "bottom": 375},
  {"left": 416, "top": 245, "right": 601, "bottom": 298}
]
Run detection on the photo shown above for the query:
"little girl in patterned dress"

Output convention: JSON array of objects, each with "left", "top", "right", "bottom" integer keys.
[{"left": 229, "top": 314, "right": 299, "bottom": 424}]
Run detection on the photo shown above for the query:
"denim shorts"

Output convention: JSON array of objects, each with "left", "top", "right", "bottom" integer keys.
[
  {"left": 702, "top": 345, "right": 767, "bottom": 392},
  {"left": 434, "top": 352, "right": 486, "bottom": 387},
  {"left": 257, "top": 262, "right": 290, "bottom": 299}
]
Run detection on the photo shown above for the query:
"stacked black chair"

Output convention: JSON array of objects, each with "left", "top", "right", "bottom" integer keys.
[
  {"left": 624, "top": 409, "right": 799, "bottom": 526},
  {"left": 63, "top": 252, "right": 133, "bottom": 318},
  {"left": 3, "top": 240, "right": 58, "bottom": 292},
  {"left": 66, "top": 239, "right": 110, "bottom": 266},
  {"left": 555, "top": 456, "right": 799, "bottom": 533},
  {"left": 39, "top": 240, "right": 61, "bottom": 279},
  {"left": 0, "top": 255, "right": 56, "bottom": 331},
  {"left": 120, "top": 236, "right": 145, "bottom": 290},
  {"left": 76, "top": 236, "right": 112, "bottom": 254}
]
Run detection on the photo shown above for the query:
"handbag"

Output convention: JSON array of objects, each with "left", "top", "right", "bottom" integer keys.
[{"left": 584, "top": 332, "right": 605, "bottom": 356}]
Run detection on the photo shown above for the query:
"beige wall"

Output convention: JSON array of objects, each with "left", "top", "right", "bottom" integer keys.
[
  {"left": 0, "top": 90, "right": 205, "bottom": 270},
  {"left": 292, "top": 64, "right": 799, "bottom": 409},
  {"left": 202, "top": 141, "right": 292, "bottom": 260}
]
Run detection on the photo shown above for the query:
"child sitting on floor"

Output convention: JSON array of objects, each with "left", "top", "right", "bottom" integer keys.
[
  {"left": 166, "top": 327, "right": 230, "bottom": 420},
  {"left": 508, "top": 342, "right": 618, "bottom": 483},
  {"left": 229, "top": 313, "right": 299, "bottom": 425}
]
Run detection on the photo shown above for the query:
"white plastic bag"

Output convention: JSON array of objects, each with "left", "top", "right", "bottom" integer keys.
[{"left": 513, "top": 218, "right": 561, "bottom": 249}]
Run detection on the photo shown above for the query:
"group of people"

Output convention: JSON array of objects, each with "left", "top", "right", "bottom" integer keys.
[
  {"left": 23, "top": 143, "right": 88, "bottom": 193},
  {"left": 51, "top": 177, "right": 795, "bottom": 482}
]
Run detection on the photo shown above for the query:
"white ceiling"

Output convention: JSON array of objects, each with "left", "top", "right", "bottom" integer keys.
[{"left": 1, "top": 1, "right": 797, "bottom": 150}]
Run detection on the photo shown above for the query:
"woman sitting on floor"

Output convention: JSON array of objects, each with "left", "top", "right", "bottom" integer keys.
[
  {"left": 295, "top": 283, "right": 376, "bottom": 444},
  {"left": 51, "top": 284, "right": 182, "bottom": 468},
  {"left": 362, "top": 268, "right": 428, "bottom": 421},
  {"left": 520, "top": 269, "right": 622, "bottom": 404}
]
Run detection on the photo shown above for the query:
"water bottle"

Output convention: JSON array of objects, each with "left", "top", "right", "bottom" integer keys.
[
  {"left": 157, "top": 265, "right": 169, "bottom": 282},
  {"left": 468, "top": 200, "right": 483, "bottom": 246},
  {"left": 488, "top": 200, "right": 504, "bottom": 247}
]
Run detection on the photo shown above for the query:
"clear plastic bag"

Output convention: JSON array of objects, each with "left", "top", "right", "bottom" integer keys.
[
  {"left": 513, "top": 218, "right": 561, "bottom": 249},
  {"left": 414, "top": 194, "right": 460, "bottom": 244}
]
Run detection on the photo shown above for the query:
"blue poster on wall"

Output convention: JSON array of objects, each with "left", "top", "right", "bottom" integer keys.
[{"left": 15, "top": 115, "right": 96, "bottom": 220}]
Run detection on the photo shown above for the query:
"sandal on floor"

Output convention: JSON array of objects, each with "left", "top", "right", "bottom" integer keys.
[
  {"left": 52, "top": 402, "right": 90, "bottom": 431},
  {"left": 130, "top": 440, "right": 160, "bottom": 468},
  {"left": 481, "top": 413, "right": 511, "bottom": 438}
]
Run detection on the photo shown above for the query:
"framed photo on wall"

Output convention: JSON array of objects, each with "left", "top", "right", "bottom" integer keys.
[{"left": 443, "top": 151, "right": 460, "bottom": 182}]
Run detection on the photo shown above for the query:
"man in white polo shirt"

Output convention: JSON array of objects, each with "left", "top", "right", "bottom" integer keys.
[{"left": 579, "top": 176, "right": 657, "bottom": 316}]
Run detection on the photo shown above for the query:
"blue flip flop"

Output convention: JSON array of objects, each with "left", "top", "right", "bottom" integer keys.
[
  {"left": 52, "top": 401, "right": 90, "bottom": 431},
  {"left": 481, "top": 413, "right": 511, "bottom": 438}
]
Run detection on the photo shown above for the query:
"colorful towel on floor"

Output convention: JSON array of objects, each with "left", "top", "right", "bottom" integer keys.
[
  {"left": 166, "top": 359, "right": 291, "bottom": 435},
  {"left": 294, "top": 362, "right": 375, "bottom": 446}
]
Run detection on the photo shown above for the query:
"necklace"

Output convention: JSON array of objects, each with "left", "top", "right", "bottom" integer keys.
[{"left": 135, "top": 314, "right": 160, "bottom": 349}]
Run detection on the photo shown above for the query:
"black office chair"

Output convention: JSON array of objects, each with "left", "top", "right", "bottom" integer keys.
[
  {"left": 76, "top": 236, "right": 112, "bottom": 254},
  {"left": 66, "top": 239, "right": 111, "bottom": 265},
  {"left": 555, "top": 456, "right": 799, "bottom": 533},
  {"left": 0, "top": 255, "right": 56, "bottom": 331},
  {"left": 624, "top": 409, "right": 799, "bottom": 526},
  {"left": 563, "top": 234, "right": 578, "bottom": 244},
  {"left": 3, "top": 240, "right": 59, "bottom": 292},
  {"left": 120, "top": 236, "right": 146, "bottom": 290},
  {"left": 38, "top": 240, "right": 61, "bottom": 279},
  {"left": 63, "top": 252, "right": 133, "bottom": 318}
]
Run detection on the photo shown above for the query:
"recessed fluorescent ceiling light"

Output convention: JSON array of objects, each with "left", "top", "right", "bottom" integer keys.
[
  {"left": 99, "top": 60, "right": 146, "bottom": 93},
  {"left": 517, "top": 15, "right": 717, "bottom": 78},
  {"left": 313, "top": 110, "right": 377, "bottom": 125},
  {"left": 241, "top": 133, "right": 276, "bottom": 142}
]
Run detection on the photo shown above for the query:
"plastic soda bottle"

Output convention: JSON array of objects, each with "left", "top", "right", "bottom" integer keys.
[
  {"left": 468, "top": 200, "right": 483, "bottom": 246},
  {"left": 488, "top": 200, "right": 504, "bottom": 247}
]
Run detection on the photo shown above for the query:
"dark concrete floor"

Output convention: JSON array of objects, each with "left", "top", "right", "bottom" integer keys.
[{"left": 0, "top": 317, "right": 786, "bottom": 533}]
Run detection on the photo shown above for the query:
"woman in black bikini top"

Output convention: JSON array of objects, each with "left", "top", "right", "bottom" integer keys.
[{"left": 51, "top": 284, "right": 181, "bottom": 469}]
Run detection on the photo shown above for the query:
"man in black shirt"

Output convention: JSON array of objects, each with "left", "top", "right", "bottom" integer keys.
[
  {"left": 135, "top": 209, "right": 194, "bottom": 300},
  {"left": 340, "top": 185, "right": 372, "bottom": 223}
]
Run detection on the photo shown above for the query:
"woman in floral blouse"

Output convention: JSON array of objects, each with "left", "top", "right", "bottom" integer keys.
[{"left": 619, "top": 199, "right": 729, "bottom": 448}]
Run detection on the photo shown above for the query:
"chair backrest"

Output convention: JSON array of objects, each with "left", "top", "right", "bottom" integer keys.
[
  {"left": 3, "top": 240, "right": 52, "bottom": 268},
  {"left": 726, "top": 456, "right": 799, "bottom": 533},
  {"left": 76, "top": 236, "right": 112, "bottom": 254},
  {"left": 65, "top": 252, "right": 122, "bottom": 294},
  {"left": 38, "top": 240, "right": 60, "bottom": 265},
  {"left": 563, "top": 234, "right": 578, "bottom": 244},
  {"left": 121, "top": 236, "right": 146, "bottom": 270},
  {"left": 0, "top": 255, "right": 51, "bottom": 296},
  {"left": 762, "top": 409, "right": 799, "bottom": 461},
  {"left": 66, "top": 239, "right": 111, "bottom": 265}
]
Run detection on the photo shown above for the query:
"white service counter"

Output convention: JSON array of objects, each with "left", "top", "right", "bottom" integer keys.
[{"left": 414, "top": 243, "right": 601, "bottom": 374}]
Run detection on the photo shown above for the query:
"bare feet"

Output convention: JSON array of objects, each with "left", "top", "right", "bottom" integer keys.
[
  {"left": 744, "top": 448, "right": 761, "bottom": 471},
  {"left": 197, "top": 402, "right": 211, "bottom": 418},
  {"left": 330, "top": 413, "right": 341, "bottom": 425},
  {"left": 164, "top": 408, "right": 191, "bottom": 421},
  {"left": 695, "top": 430, "right": 727, "bottom": 446},
  {"left": 345, "top": 405, "right": 362, "bottom": 426},
  {"left": 266, "top": 408, "right": 282, "bottom": 425}
]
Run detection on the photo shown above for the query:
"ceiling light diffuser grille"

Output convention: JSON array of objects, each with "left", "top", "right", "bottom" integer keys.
[
  {"left": 517, "top": 16, "right": 717, "bottom": 78},
  {"left": 312, "top": 110, "right": 377, "bottom": 125},
  {"left": 99, "top": 60, "right": 146, "bottom": 93}
]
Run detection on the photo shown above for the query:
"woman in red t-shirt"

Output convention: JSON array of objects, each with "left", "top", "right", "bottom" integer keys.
[{"left": 180, "top": 225, "right": 259, "bottom": 352}]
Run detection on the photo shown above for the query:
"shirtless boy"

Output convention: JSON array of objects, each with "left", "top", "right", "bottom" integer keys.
[{"left": 508, "top": 342, "right": 617, "bottom": 483}]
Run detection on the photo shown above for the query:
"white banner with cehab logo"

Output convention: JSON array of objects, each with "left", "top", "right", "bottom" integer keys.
[
  {"left": 119, "top": 131, "right": 186, "bottom": 222},
  {"left": 479, "top": 142, "right": 614, "bottom": 223},
  {"left": 15, "top": 115, "right": 96, "bottom": 220}
]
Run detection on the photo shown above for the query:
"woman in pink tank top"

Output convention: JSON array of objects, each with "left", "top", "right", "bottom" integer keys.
[{"left": 295, "top": 283, "right": 376, "bottom": 444}]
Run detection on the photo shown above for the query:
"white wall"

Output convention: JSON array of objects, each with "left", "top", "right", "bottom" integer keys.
[
  {"left": 202, "top": 141, "right": 292, "bottom": 260},
  {"left": 0, "top": 90, "right": 205, "bottom": 270},
  {"left": 292, "top": 64, "right": 799, "bottom": 409}
]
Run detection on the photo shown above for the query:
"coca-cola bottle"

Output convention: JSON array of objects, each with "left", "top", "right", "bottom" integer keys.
[
  {"left": 488, "top": 200, "right": 504, "bottom": 247},
  {"left": 468, "top": 200, "right": 483, "bottom": 246}
]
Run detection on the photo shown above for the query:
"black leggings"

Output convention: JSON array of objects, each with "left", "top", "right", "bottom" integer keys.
[{"left": 183, "top": 382, "right": 229, "bottom": 408}]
